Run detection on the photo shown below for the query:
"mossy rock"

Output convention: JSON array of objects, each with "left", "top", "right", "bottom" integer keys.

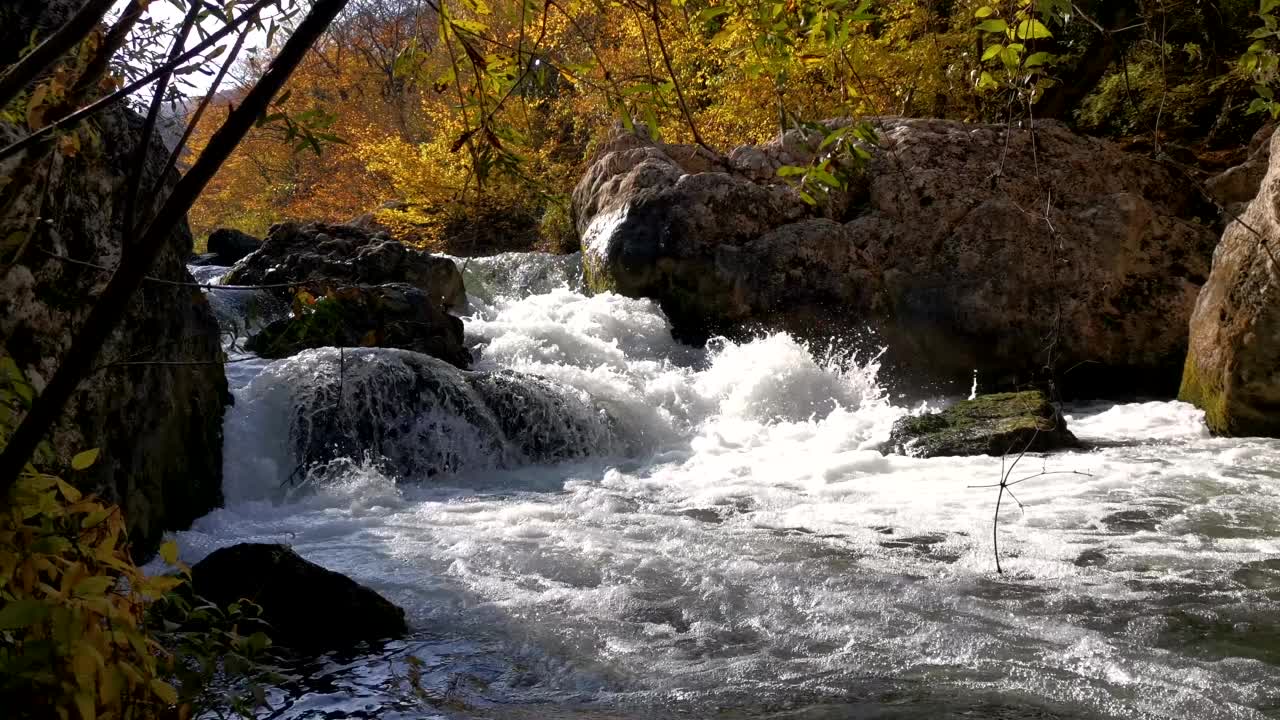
[
  {"left": 885, "top": 391, "right": 1079, "bottom": 458},
  {"left": 245, "top": 283, "right": 470, "bottom": 368}
]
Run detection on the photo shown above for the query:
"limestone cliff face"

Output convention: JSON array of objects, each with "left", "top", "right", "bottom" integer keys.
[
  {"left": 1181, "top": 131, "right": 1280, "bottom": 437},
  {"left": 574, "top": 119, "right": 1219, "bottom": 397},
  {"left": 0, "top": 0, "right": 228, "bottom": 556}
]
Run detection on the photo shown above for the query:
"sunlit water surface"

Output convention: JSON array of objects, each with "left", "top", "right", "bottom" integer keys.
[{"left": 171, "top": 256, "right": 1280, "bottom": 719}]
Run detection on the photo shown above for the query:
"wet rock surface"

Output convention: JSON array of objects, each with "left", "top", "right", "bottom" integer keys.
[
  {"left": 246, "top": 283, "right": 470, "bottom": 368},
  {"left": 192, "top": 543, "right": 407, "bottom": 653},
  {"left": 885, "top": 391, "right": 1079, "bottom": 458}
]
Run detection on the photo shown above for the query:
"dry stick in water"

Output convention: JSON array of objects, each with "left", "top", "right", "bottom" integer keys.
[{"left": 0, "top": 0, "right": 355, "bottom": 496}]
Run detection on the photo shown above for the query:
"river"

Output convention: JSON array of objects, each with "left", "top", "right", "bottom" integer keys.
[{"left": 172, "top": 252, "right": 1280, "bottom": 719}]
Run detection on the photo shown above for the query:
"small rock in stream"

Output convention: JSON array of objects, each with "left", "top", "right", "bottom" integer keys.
[{"left": 885, "top": 391, "right": 1079, "bottom": 458}]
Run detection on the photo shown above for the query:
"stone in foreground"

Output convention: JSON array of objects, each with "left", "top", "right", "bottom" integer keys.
[
  {"left": 885, "top": 391, "right": 1078, "bottom": 458},
  {"left": 191, "top": 543, "right": 407, "bottom": 653}
]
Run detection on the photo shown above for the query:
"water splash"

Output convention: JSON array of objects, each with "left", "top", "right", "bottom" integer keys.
[{"left": 175, "top": 251, "right": 1280, "bottom": 720}]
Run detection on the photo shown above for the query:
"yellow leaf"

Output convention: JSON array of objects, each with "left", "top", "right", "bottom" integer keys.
[
  {"left": 74, "top": 691, "right": 95, "bottom": 720},
  {"left": 71, "top": 449, "right": 100, "bottom": 471},
  {"left": 56, "top": 478, "right": 82, "bottom": 502},
  {"left": 149, "top": 679, "right": 178, "bottom": 705},
  {"left": 158, "top": 540, "right": 178, "bottom": 566}
]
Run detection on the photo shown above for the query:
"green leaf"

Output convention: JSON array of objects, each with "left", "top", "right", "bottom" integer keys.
[
  {"left": 1025, "top": 51, "right": 1053, "bottom": 68},
  {"left": 977, "top": 18, "right": 1008, "bottom": 33},
  {"left": 981, "top": 44, "right": 1004, "bottom": 62},
  {"left": 150, "top": 678, "right": 179, "bottom": 705},
  {"left": 974, "top": 6, "right": 995, "bottom": 18},
  {"left": 71, "top": 449, "right": 99, "bottom": 471},
  {"left": 1014, "top": 18, "right": 1053, "bottom": 40},
  {"left": 73, "top": 576, "right": 114, "bottom": 598},
  {"left": 0, "top": 599, "right": 49, "bottom": 630}
]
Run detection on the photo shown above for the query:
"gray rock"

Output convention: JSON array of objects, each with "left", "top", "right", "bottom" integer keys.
[
  {"left": 0, "top": 1, "right": 227, "bottom": 558},
  {"left": 192, "top": 543, "right": 407, "bottom": 653},
  {"left": 574, "top": 118, "right": 1219, "bottom": 397},
  {"left": 884, "top": 391, "right": 1078, "bottom": 458},
  {"left": 1180, "top": 127, "right": 1280, "bottom": 437},
  {"left": 224, "top": 221, "right": 466, "bottom": 312}
]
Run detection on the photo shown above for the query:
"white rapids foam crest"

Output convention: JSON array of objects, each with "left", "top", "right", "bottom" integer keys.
[{"left": 176, "top": 253, "right": 1280, "bottom": 719}]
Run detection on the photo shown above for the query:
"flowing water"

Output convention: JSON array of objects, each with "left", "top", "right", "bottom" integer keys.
[{"left": 175, "top": 255, "right": 1280, "bottom": 719}]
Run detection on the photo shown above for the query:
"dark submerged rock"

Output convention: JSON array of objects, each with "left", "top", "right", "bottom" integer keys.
[
  {"left": 224, "top": 221, "right": 466, "bottom": 311},
  {"left": 246, "top": 283, "right": 470, "bottom": 368},
  {"left": 0, "top": 1, "right": 226, "bottom": 558},
  {"left": 204, "top": 227, "right": 262, "bottom": 266},
  {"left": 191, "top": 543, "right": 407, "bottom": 653},
  {"left": 885, "top": 391, "right": 1078, "bottom": 458}
]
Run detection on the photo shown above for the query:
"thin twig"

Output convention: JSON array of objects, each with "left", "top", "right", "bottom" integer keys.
[
  {"left": 38, "top": 248, "right": 301, "bottom": 290},
  {"left": 0, "top": 0, "right": 280, "bottom": 165}
]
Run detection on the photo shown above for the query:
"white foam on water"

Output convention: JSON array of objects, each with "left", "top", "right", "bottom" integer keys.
[{"left": 174, "top": 253, "right": 1280, "bottom": 719}]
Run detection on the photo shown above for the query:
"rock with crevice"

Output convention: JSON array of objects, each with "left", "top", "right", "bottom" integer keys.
[
  {"left": 0, "top": 0, "right": 227, "bottom": 558},
  {"left": 884, "top": 391, "right": 1079, "bottom": 458},
  {"left": 191, "top": 543, "right": 407, "bottom": 653},
  {"left": 574, "top": 118, "right": 1219, "bottom": 397},
  {"left": 1205, "top": 123, "right": 1276, "bottom": 220},
  {"left": 1180, "top": 128, "right": 1280, "bottom": 437},
  {"left": 224, "top": 221, "right": 466, "bottom": 312}
]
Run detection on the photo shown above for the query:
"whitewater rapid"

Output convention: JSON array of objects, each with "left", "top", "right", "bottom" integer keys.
[{"left": 172, "top": 253, "right": 1280, "bottom": 719}]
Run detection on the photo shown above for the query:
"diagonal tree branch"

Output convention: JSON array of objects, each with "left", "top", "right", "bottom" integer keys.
[
  {"left": 0, "top": 0, "right": 117, "bottom": 110},
  {"left": 0, "top": 0, "right": 355, "bottom": 496}
]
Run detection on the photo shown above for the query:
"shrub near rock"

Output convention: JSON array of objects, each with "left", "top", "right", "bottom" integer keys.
[{"left": 885, "top": 391, "right": 1079, "bottom": 458}]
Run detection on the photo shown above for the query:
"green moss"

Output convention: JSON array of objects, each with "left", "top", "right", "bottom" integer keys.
[
  {"left": 886, "top": 390, "right": 1078, "bottom": 458},
  {"left": 582, "top": 256, "right": 618, "bottom": 294},
  {"left": 1178, "top": 354, "right": 1229, "bottom": 435}
]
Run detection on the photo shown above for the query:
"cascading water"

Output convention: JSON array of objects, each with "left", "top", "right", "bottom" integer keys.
[{"left": 172, "top": 251, "right": 1280, "bottom": 719}]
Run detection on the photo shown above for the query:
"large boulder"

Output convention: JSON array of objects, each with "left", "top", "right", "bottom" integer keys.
[
  {"left": 204, "top": 227, "right": 262, "bottom": 266},
  {"left": 191, "top": 543, "right": 407, "bottom": 653},
  {"left": 574, "top": 118, "right": 1219, "bottom": 397},
  {"left": 245, "top": 283, "right": 470, "bottom": 368},
  {"left": 0, "top": 2, "right": 227, "bottom": 557},
  {"left": 223, "top": 221, "right": 466, "bottom": 311},
  {"left": 885, "top": 391, "right": 1078, "bottom": 458},
  {"left": 1180, "top": 133, "right": 1280, "bottom": 437}
]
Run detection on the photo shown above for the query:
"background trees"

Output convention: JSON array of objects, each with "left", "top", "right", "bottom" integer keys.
[{"left": 184, "top": 0, "right": 1272, "bottom": 250}]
